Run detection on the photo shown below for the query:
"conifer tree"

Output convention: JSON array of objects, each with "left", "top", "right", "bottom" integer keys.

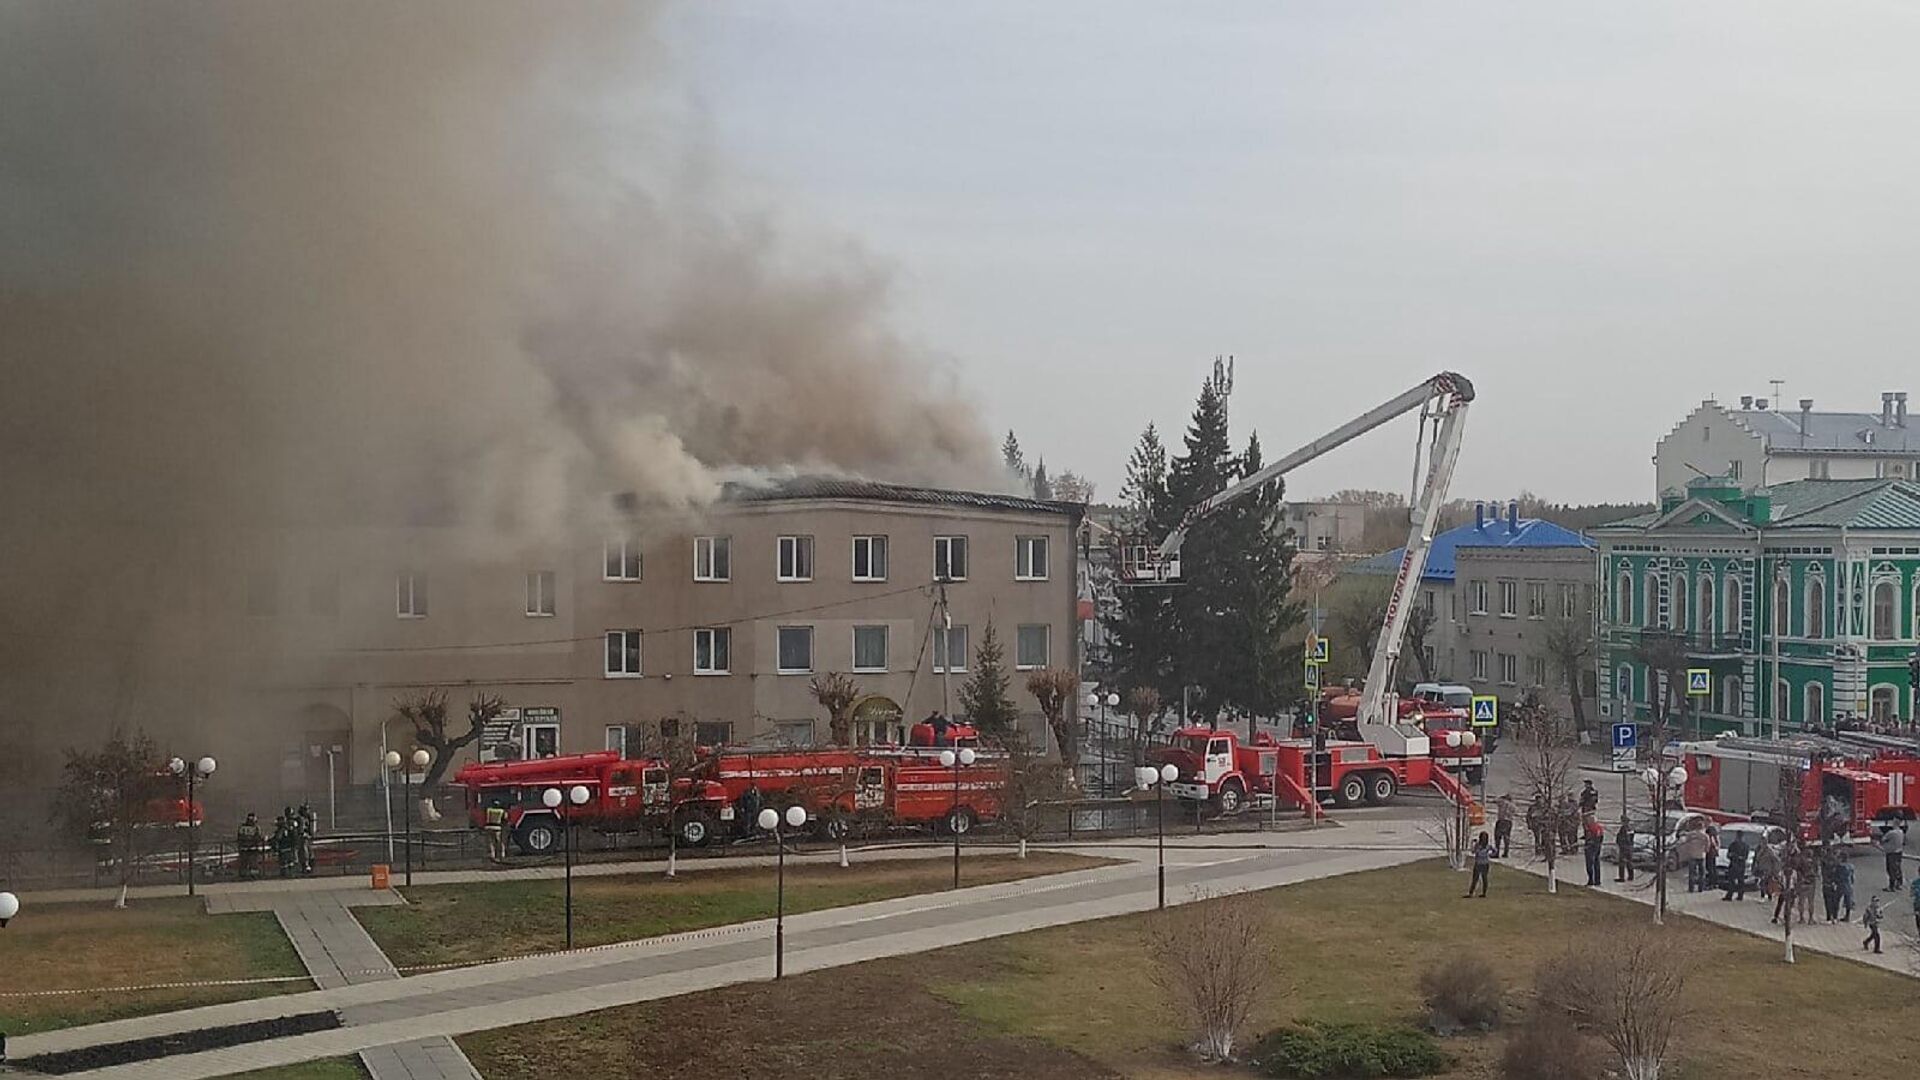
[{"left": 959, "top": 620, "right": 1019, "bottom": 739}]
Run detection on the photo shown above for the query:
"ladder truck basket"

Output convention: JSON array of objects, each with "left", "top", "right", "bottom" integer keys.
[{"left": 1116, "top": 541, "right": 1178, "bottom": 585}]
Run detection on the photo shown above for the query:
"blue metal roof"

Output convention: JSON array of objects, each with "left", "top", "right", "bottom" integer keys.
[{"left": 1349, "top": 516, "right": 1596, "bottom": 583}]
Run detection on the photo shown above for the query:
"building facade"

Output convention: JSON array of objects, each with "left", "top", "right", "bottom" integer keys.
[
  {"left": 1593, "top": 476, "right": 1920, "bottom": 736},
  {"left": 237, "top": 480, "right": 1081, "bottom": 796},
  {"left": 1451, "top": 543, "right": 1598, "bottom": 724},
  {"left": 1654, "top": 391, "right": 1920, "bottom": 500},
  {"left": 1280, "top": 501, "right": 1369, "bottom": 555}
]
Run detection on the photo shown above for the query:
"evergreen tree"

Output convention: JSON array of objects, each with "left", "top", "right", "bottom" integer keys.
[
  {"left": 1002, "top": 430, "right": 1027, "bottom": 479},
  {"left": 1119, "top": 424, "right": 1167, "bottom": 528},
  {"left": 1208, "top": 432, "right": 1301, "bottom": 726},
  {"left": 959, "top": 621, "right": 1019, "bottom": 739},
  {"left": 1031, "top": 458, "right": 1052, "bottom": 499}
]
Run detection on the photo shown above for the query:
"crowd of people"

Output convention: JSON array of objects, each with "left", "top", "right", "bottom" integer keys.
[{"left": 233, "top": 804, "right": 319, "bottom": 879}]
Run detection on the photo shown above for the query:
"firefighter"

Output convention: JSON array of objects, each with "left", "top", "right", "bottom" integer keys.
[
  {"left": 271, "top": 809, "right": 294, "bottom": 878},
  {"left": 483, "top": 798, "right": 508, "bottom": 862},
  {"left": 296, "top": 803, "right": 317, "bottom": 875},
  {"left": 235, "top": 812, "right": 263, "bottom": 880},
  {"left": 1578, "top": 779, "right": 1599, "bottom": 816}
]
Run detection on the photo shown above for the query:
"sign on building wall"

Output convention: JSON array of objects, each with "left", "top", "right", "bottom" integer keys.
[{"left": 479, "top": 707, "right": 521, "bottom": 762}]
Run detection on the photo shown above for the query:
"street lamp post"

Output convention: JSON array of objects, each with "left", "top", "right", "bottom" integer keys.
[
  {"left": 543, "top": 784, "right": 591, "bottom": 948},
  {"left": 167, "top": 756, "right": 216, "bottom": 897},
  {"left": 758, "top": 804, "right": 809, "bottom": 978},
  {"left": 386, "top": 749, "right": 432, "bottom": 887},
  {"left": 1137, "top": 762, "right": 1178, "bottom": 909},
  {"left": 939, "top": 747, "right": 977, "bottom": 889},
  {"left": 1643, "top": 763, "right": 1688, "bottom": 925}
]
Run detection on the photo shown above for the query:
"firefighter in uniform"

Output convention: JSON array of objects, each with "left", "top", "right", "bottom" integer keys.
[
  {"left": 484, "top": 799, "right": 508, "bottom": 862},
  {"left": 235, "top": 812, "right": 263, "bottom": 880},
  {"left": 271, "top": 809, "right": 294, "bottom": 878},
  {"left": 296, "top": 803, "right": 317, "bottom": 875}
]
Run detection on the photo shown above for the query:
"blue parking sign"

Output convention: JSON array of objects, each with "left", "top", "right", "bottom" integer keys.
[{"left": 1612, "top": 722, "right": 1637, "bottom": 750}]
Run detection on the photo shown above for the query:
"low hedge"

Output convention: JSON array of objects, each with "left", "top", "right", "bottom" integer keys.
[{"left": 1248, "top": 1021, "right": 1448, "bottom": 1079}]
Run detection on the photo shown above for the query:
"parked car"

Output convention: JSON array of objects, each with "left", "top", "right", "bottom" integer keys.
[
  {"left": 1711, "top": 822, "right": 1788, "bottom": 887},
  {"left": 1603, "top": 810, "right": 1711, "bottom": 870}
]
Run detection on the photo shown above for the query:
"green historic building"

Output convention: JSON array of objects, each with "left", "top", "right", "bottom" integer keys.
[{"left": 1593, "top": 476, "right": 1920, "bottom": 734}]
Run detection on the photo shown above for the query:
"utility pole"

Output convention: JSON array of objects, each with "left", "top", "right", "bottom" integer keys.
[{"left": 938, "top": 581, "right": 953, "bottom": 720}]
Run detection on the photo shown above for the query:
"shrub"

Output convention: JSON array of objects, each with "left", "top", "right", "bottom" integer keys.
[
  {"left": 1249, "top": 1022, "right": 1448, "bottom": 1079},
  {"left": 1417, "top": 957, "right": 1503, "bottom": 1034},
  {"left": 1500, "top": 1010, "right": 1601, "bottom": 1080},
  {"left": 1146, "top": 890, "right": 1275, "bottom": 1061}
]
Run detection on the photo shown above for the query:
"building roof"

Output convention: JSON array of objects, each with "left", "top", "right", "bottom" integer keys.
[
  {"left": 1595, "top": 477, "right": 1920, "bottom": 533},
  {"left": 719, "top": 476, "right": 1082, "bottom": 517},
  {"left": 1715, "top": 401, "right": 1920, "bottom": 455},
  {"left": 1348, "top": 514, "right": 1595, "bottom": 583}
]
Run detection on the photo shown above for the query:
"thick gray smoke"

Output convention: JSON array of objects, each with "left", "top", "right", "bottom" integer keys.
[{"left": 0, "top": 3, "right": 997, "bottom": 775}]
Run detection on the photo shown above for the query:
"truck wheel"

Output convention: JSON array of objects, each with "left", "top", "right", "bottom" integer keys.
[
  {"left": 1365, "top": 772, "right": 1398, "bottom": 806},
  {"left": 946, "top": 806, "right": 976, "bottom": 836},
  {"left": 1336, "top": 774, "right": 1366, "bottom": 808},
  {"left": 677, "top": 812, "right": 717, "bottom": 849},
  {"left": 515, "top": 819, "right": 559, "bottom": 856},
  {"left": 1215, "top": 781, "right": 1246, "bottom": 816}
]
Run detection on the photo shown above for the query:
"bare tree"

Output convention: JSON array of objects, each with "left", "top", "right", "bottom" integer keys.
[
  {"left": 1126, "top": 686, "right": 1162, "bottom": 766},
  {"left": 1026, "top": 667, "right": 1081, "bottom": 781},
  {"left": 1415, "top": 803, "right": 1469, "bottom": 870},
  {"left": 808, "top": 672, "right": 861, "bottom": 746},
  {"left": 394, "top": 690, "right": 505, "bottom": 792},
  {"left": 1538, "top": 928, "right": 1689, "bottom": 1080},
  {"left": 1772, "top": 762, "right": 1814, "bottom": 963},
  {"left": 636, "top": 719, "right": 705, "bottom": 878},
  {"left": 1147, "top": 889, "right": 1277, "bottom": 1061},
  {"left": 55, "top": 729, "right": 170, "bottom": 908},
  {"left": 1406, "top": 603, "right": 1437, "bottom": 683},
  {"left": 1330, "top": 577, "right": 1390, "bottom": 673},
  {"left": 1539, "top": 611, "right": 1594, "bottom": 733},
  {"left": 998, "top": 731, "right": 1063, "bottom": 858},
  {"left": 1511, "top": 691, "right": 1579, "bottom": 894}
]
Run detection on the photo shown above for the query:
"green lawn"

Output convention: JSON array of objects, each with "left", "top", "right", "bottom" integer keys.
[
  {"left": 459, "top": 861, "right": 1920, "bottom": 1080},
  {"left": 359, "top": 852, "right": 1113, "bottom": 970},
  {"left": 230, "top": 1059, "right": 368, "bottom": 1080},
  {"left": 0, "top": 897, "right": 309, "bottom": 1036}
]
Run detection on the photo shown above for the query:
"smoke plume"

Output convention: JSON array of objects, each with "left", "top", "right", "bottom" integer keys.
[{"left": 0, "top": 2, "right": 997, "bottom": 771}]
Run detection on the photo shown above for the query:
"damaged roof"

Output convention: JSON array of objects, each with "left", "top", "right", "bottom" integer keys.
[{"left": 720, "top": 476, "right": 1082, "bottom": 517}]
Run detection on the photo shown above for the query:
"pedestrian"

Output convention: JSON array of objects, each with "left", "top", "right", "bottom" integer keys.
[
  {"left": 1863, "top": 894, "right": 1885, "bottom": 954},
  {"left": 1838, "top": 850, "right": 1857, "bottom": 922},
  {"left": 1579, "top": 779, "right": 1599, "bottom": 816},
  {"left": 1677, "top": 828, "right": 1709, "bottom": 893},
  {"left": 1754, "top": 839, "right": 1779, "bottom": 901},
  {"left": 1722, "top": 832, "right": 1751, "bottom": 901},
  {"left": 1794, "top": 849, "right": 1817, "bottom": 925},
  {"left": 1558, "top": 795, "right": 1580, "bottom": 856},
  {"left": 1615, "top": 820, "right": 1636, "bottom": 882},
  {"left": 1876, "top": 824, "right": 1905, "bottom": 892},
  {"left": 483, "top": 798, "right": 508, "bottom": 863},
  {"left": 1703, "top": 826, "right": 1721, "bottom": 890},
  {"left": 1494, "top": 794, "right": 1515, "bottom": 859},
  {"left": 1822, "top": 852, "right": 1843, "bottom": 923},
  {"left": 1526, "top": 797, "right": 1547, "bottom": 857},
  {"left": 1465, "top": 831, "right": 1492, "bottom": 898},
  {"left": 1583, "top": 817, "right": 1605, "bottom": 887}
]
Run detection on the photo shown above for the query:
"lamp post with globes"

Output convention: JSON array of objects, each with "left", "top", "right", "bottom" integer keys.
[
  {"left": 0, "top": 891, "right": 19, "bottom": 928},
  {"left": 385, "top": 749, "right": 432, "bottom": 886},
  {"left": 167, "top": 756, "right": 216, "bottom": 897},
  {"left": 938, "top": 747, "right": 976, "bottom": 889},
  {"left": 542, "top": 784, "right": 592, "bottom": 947},
  {"left": 758, "top": 804, "right": 808, "bottom": 978},
  {"left": 1136, "top": 762, "right": 1178, "bottom": 908},
  {"left": 1643, "top": 762, "right": 1688, "bottom": 925}
]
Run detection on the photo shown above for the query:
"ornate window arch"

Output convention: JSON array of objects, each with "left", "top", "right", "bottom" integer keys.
[
  {"left": 1805, "top": 570, "right": 1826, "bottom": 639},
  {"left": 1774, "top": 678, "right": 1791, "bottom": 726},
  {"left": 1724, "top": 572, "right": 1743, "bottom": 634},
  {"left": 1720, "top": 675, "right": 1741, "bottom": 715},
  {"left": 1772, "top": 575, "right": 1791, "bottom": 637},
  {"left": 1617, "top": 570, "right": 1634, "bottom": 626},
  {"left": 1804, "top": 680, "right": 1825, "bottom": 728},
  {"left": 1872, "top": 579, "right": 1898, "bottom": 641},
  {"left": 1645, "top": 573, "right": 1662, "bottom": 630},
  {"left": 1672, "top": 571, "right": 1689, "bottom": 632},
  {"left": 1698, "top": 572, "right": 1716, "bottom": 636},
  {"left": 1871, "top": 683, "right": 1899, "bottom": 722}
]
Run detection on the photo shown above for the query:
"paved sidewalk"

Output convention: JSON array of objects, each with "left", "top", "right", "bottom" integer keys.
[{"left": 22, "top": 829, "right": 1431, "bottom": 1079}]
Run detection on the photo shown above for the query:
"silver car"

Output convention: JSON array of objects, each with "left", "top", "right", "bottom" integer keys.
[{"left": 1711, "top": 822, "right": 1788, "bottom": 887}]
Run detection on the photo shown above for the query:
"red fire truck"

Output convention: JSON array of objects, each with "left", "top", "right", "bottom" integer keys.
[
  {"left": 698, "top": 739, "right": 1007, "bottom": 840},
  {"left": 454, "top": 751, "right": 731, "bottom": 855},
  {"left": 1668, "top": 734, "right": 1915, "bottom": 841},
  {"left": 1320, "top": 684, "right": 1487, "bottom": 783},
  {"left": 1148, "top": 726, "right": 1469, "bottom": 819}
]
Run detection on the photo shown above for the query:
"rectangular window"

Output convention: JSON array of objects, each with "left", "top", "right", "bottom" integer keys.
[
  {"left": 1561, "top": 583, "right": 1579, "bottom": 620},
  {"left": 397, "top": 573, "right": 427, "bottom": 618},
  {"left": 694, "top": 627, "right": 731, "bottom": 673},
  {"left": 1469, "top": 580, "right": 1488, "bottom": 615},
  {"left": 1809, "top": 459, "right": 1830, "bottom": 479},
  {"left": 1499, "top": 653, "right": 1518, "bottom": 685},
  {"left": 1498, "top": 580, "right": 1518, "bottom": 617},
  {"left": 852, "top": 535, "right": 889, "bottom": 582},
  {"left": 526, "top": 570, "right": 556, "bottom": 616},
  {"left": 1315, "top": 534, "right": 1331, "bottom": 551},
  {"left": 695, "top": 721, "right": 733, "bottom": 747},
  {"left": 934, "top": 535, "right": 969, "bottom": 582},
  {"left": 1449, "top": 591, "right": 1458, "bottom": 621},
  {"left": 1729, "top": 459, "right": 1743, "bottom": 481},
  {"left": 605, "top": 630, "right": 642, "bottom": 677},
  {"left": 853, "top": 625, "right": 890, "bottom": 672},
  {"left": 777, "top": 535, "right": 814, "bottom": 582},
  {"left": 1016, "top": 536, "right": 1050, "bottom": 581},
  {"left": 774, "top": 720, "right": 815, "bottom": 747},
  {"left": 694, "top": 536, "right": 731, "bottom": 582},
  {"left": 777, "top": 626, "right": 814, "bottom": 673},
  {"left": 1527, "top": 655, "right": 1547, "bottom": 686},
  {"left": 934, "top": 624, "right": 969, "bottom": 673},
  {"left": 1526, "top": 581, "right": 1546, "bottom": 619},
  {"left": 1470, "top": 650, "right": 1488, "bottom": 680},
  {"left": 604, "top": 539, "right": 643, "bottom": 581},
  {"left": 604, "top": 725, "right": 628, "bottom": 756},
  {"left": 1016, "top": 624, "right": 1051, "bottom": 669}
]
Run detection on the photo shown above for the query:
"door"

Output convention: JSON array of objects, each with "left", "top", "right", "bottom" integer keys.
[
  {"left": 524, "top": 723, "right": 560, "bottom": 758},
  {"left": 640, "top": 767, "right": 669, "bottom": 810},
  {"left": 1205, "top": 738, "right": 1233, "bottom": 785},
  {"left": 855, "top": 766, "right": 886, "bottom": 811}
]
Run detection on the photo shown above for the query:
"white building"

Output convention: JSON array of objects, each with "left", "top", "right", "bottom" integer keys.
[{"left": 1655, "top": 391, "right": 1920, "bottom": 499}]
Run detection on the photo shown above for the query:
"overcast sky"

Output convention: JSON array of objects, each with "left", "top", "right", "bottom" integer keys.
[{"left": 671, "top": 2, "right": 1920, "bottom": 505}]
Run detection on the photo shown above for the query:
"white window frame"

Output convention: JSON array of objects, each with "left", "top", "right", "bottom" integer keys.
[
  {"left": 603, "top": 539, "right": 643, "bottom": 582},
  {"left": 1805, "top": 574, "right": 1825, "bottom": 639},
  {"left": 852, "top": 624, "right": 890, "bottom": 673},
  {"left": 1723, "top": 576, "right": 1742, "bottom": 633},
  {"left": 776, "top": 625, "right": 814, "bottom": 674},
  {"left": 523, "top": 723, "right": 561, "bottom": 759},
  {"left": 1560, "top": 583, "right": 1579, "bottom": 620},
  {"left": 1527, "top": 655, "right": 1547, "bottom": 687},
  {"left": 397, "top": 573, "right": 427, "bottom": 619},
  {"left": 1671, "top": 573, "right": 1688, "bottom": 632},
  {"left": 1470, "top": 650, "right": 1488, "bottom": 680},
  {"left": 694, "top": 536, "right": 732, "bottom": 582},
  {"left": 1016, "top": 536, "right": 1050, "bottom": 581},
  {"left": 1774, "top": 577, "right": 1793, "bottom": 637},
  {"left": 604, "top": 725, "right": 628, "bottom": 756},
  {"left": 1498, "top": 579, "right": 1518, "bottom": 618},
  {"left": 1617, "top": 572, "right": 1633, "bottom": 625},
  {"left": 694, "top": 627, "right": 732, "bottom": 674},
  {"left": 1015, "top": 623, "right": 1051, "bottom": 670},
  {"left": 1871, "top": 579, "right": 1898, "bottom": 641},
  {"left": 934, "top": 624, "right": 969, "bottom": 673},
  {"left": 526, "top": 570, "right": 556, "bottom": 617},
  {"left": 1805, "top": 681, "right": 1826, "bottom": 727},
  {"left": 605, "top": 630, "right": 642, "bottom": 678},
  {"left": 1499, "top": 652, "right": 1518, "bottom": 686},
  {"left": 777, "top": 535, "right": 814, "bottom": 583},
  {"left": 852, "top": 535, "right": 890, "bottom": 582},
  {"left": 1698, "top": 576, "right": 1715, "bottom": 636},
  {"left": 1469, "top": 580, "right": 1488, "bottom": 615},
  {"left": 1525, "top": 581, "right": 1546, "bottom": 620},
  {"left": 934, "top": 535, "right": 969, "bottom": 582}
]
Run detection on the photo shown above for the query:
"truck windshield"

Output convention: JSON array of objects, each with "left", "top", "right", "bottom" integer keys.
[{"left": 1175, "top": 734, "right": 1212, "bottom": 755}]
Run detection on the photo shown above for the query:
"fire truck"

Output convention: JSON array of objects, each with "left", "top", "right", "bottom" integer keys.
[
  {"left": 454, "top": 751, "right": 731, "bottom": 855},
  {"left": 1122, "top": 372, "right": 1480, "bottom": 818},
  {"left": 1668, "top": 734, "right": 1917, "bottom": 841},
  {"left": 1319, "top": 682, "right": 1487, "bottom": 783},
  {"left": 698, "top": 732, "right": 1006, "bottom": 840}
]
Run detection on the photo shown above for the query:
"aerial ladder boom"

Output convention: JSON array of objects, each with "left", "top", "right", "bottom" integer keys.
[{"left": 1141, "top": 371, "right": 1474, "bottom": 758}]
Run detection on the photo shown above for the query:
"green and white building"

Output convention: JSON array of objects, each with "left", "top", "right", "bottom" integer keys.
[{"left": 1593, "top": 476, "right": 1920, "bottom": 734}]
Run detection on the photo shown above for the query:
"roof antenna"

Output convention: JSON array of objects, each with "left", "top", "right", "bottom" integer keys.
[{"left": 1770, "top": 379, "right": 1784, "bottom": 410}]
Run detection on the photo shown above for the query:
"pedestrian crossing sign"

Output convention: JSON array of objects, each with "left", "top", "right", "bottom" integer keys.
[
  {"left": 1304, "top": 662, "right": 1321, "bottom": 692},
  {"left": 1307, "top": 636, "right": 1330, "bottom": 664},
  {"left": 1470, "top": 695, "right": 1498, "bottom": 727},
  {"left": 1686, "top": 668, "right": 1710, "bottom": 696}
]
